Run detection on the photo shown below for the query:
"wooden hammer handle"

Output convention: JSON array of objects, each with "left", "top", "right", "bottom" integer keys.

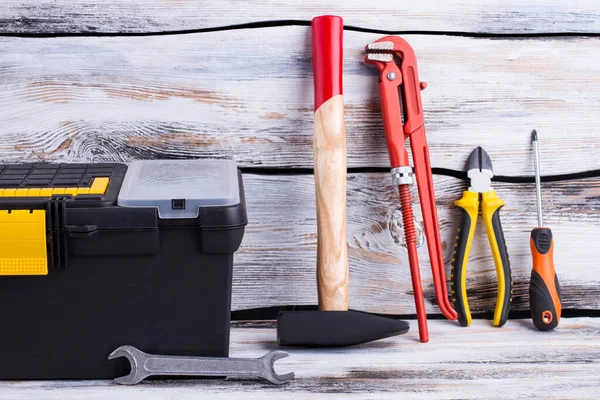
[{"left": 312, "top": 16, "right": 348, "bottom": 311}]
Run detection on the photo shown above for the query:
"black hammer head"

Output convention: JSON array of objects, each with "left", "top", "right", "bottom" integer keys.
[{"left": 277, "top": 310, "right": 409, "bottom": 347}]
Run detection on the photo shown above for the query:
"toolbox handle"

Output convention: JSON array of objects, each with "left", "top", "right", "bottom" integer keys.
[{"left": 66, "top": 225, "right": 99, "bottom": 238}]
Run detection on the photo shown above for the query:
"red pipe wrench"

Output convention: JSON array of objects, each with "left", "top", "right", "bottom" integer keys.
[{"left": 365, "top": 36, "right": 457, "bottom": 342}]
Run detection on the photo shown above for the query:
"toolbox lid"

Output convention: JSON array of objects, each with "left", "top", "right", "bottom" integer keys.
[{"left": 118, "top": 160, "right": 241, "bottom": 219}]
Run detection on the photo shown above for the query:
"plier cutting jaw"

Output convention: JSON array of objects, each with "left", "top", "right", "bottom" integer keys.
[
  {"left": 451, "top": 147, "right": 512, "bottom": 327},
  {"left": 365, "top": 37, "right": 458, "bottom": 343}
]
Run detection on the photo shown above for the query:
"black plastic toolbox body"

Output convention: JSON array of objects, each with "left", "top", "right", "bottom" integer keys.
[{"left": 0, "top": 162, "right": 247, "bottom": 379}]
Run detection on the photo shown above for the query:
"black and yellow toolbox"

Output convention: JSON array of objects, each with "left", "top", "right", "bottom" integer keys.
[{"left": 0, "top": 160, "right": 247, "bottom": 379}]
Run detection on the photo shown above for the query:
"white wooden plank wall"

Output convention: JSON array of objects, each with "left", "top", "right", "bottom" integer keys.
[
  {"left": 237, "top": 174, "right": 600, "bottom": 313},
  {"left": 1, "top": 31, "right": 599, "bottom": 174},
  {"left": 0, "top": 3, "right": 598, "bottom": 315},
  {"left": 3, "top": 1, "right": 600, "bottom": 33}
]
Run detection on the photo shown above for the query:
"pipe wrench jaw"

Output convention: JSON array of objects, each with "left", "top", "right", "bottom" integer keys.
[
  {"left": 365, "top": 40, "right": 404, "bottom": 89},
  {"left": 364, "top": 41, "right": 396, "bottom": 73},
  {"left": 365, "top": 37, "right": 428, "bottom": 168}
]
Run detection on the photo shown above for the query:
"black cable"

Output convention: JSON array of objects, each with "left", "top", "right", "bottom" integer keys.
[
  {"left": 3, "top": 19, "right": 600, "bottom": 39},
  {"left": 240, "top": 167, "right": 600, "bottom": 183}
]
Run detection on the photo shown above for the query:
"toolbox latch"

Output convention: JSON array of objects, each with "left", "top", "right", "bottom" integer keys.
[
  {"left": 0, "top": 196, "right": 84, "bottom": 275},
  {"left": 47, "top": 196, "right": 68, "bottom": 270},
  {"left": 0, "top": 209, "right": 48, "bottom": 275}
]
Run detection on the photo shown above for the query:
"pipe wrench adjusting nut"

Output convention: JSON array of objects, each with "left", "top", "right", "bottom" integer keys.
[{"left": 391, "top": 166, "right": 414, "bottom": 185}]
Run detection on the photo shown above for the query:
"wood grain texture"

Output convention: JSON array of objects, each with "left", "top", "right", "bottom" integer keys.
[
  {"left": 3, "top": 0, "right": 600, "bottom": 34},
  {"left": 314, "top": 96, "right": 348, "bottom": 311},
  {"left": 234, "top": 173, "right": 600, "bottom": 314},
  {"left": 1, "top": 29, "right": 599, "bottom": 173},
  {"left": 1, "top": 318, "right": 598, "bottom": 399}
]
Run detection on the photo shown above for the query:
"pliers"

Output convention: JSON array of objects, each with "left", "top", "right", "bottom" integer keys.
[{"left": 451, "top": 147, "right": 512, "bottom": 327}]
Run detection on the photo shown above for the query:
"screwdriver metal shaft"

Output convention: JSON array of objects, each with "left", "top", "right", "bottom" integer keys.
[{"left": 532, "top": 130, "right": 543, "bottom": 227}]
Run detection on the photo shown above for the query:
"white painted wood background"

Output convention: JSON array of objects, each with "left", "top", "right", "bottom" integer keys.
[
  {"left": 1, "top": 31, "right": 599, "bottom": 173},
  {"left": 4, "top": 1, "right": 600, "bottom": 33},
  {"left": 1, "top": 1, "right": 600, "bottom": 397}
]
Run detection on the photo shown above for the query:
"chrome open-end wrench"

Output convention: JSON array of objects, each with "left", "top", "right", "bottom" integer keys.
[{"left": 109, "top": 345, "right": 294, "bottom": 385}]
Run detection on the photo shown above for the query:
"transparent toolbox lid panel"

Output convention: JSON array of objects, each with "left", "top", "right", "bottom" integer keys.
[{"left": 118, "top": 160, "right": 240, "bottom": 219}]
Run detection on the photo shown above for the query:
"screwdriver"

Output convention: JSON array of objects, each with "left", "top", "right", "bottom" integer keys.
[{"left": 529, "top": 129, "right": 562, "bottom": 330}]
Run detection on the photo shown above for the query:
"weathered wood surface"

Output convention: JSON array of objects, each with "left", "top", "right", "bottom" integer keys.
[
  {"left": 1, "top": 29, "right": 599, "bottom": 174},
  {"left": 1, "top": 318, "right": 598, "bottom": 399},
  {"left": 236, "top": 174, "right": 600, "bottom": 313},
  {"left": 3, "top": 1, "right": 600, "bottom": 34}
]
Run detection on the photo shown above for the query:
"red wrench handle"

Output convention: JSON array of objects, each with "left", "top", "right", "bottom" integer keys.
[
  {"left": 398, "top": 184, "right": 429, "bottom": 342},
  {"left": 411, "top": 127, "right": 458, "bottom": 321},
  {"left": 377, "top": 70, "right": 410, "bottom": 168}
]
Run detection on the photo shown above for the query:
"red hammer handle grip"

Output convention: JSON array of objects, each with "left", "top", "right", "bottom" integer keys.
[{"left": 312, "top": 15, "right": 343, "bottom": 112}]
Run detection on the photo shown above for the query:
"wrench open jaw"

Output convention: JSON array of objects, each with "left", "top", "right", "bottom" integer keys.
[
  {"left": 258, "top": 350, "right": 295, "bottom": 385},
  {"left": 109, "top": 345, "right": 148, "bottom": 385},
  {"left": 365, "top": 37, "right": 458, "bottom": 343},
  {"left": 109, "top": 345, "right": 294, "bottom": 385}
]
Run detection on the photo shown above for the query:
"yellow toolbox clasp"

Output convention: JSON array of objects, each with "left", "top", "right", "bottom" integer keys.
[
  {"left": 0, "top": 210, "right": 48, "bottom": 276},
  {"left": 0, "top": 176, "right": 111, "bottom": 275}
]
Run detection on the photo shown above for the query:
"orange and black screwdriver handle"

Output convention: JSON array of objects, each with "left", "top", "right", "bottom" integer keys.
[
  {"left": 530, "top": 227, "right": 561, "bottom": 330},
  {"left": 366, "top": 36, "right": 458, "bottom": 342}
]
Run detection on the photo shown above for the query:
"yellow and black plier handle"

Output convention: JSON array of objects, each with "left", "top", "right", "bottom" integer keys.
[{"left": 451, "top": 190, "right": 512, "bottom": 327}]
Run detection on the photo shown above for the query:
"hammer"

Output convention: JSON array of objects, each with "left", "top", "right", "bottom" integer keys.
[{"left": 276, "top": 16, "right": 409, "bottom": 347}]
